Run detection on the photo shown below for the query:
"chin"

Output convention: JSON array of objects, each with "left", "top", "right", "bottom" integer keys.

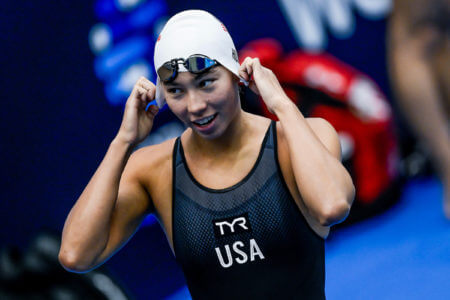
[
  {"left": 190, "top": 118, "right": 229, "bottom": 140},
  {"left": 191, "top": 126, "right": 224, "bottom": 140}
]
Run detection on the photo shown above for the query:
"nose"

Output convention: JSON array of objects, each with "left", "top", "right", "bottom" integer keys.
[{"left": 186, "top": 90, "right": 207, "bottom": 115}]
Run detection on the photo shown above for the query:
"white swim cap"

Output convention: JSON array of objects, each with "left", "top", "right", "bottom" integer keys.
[{"left": 154, "top": 10, "right": 241, "bottom": 108}]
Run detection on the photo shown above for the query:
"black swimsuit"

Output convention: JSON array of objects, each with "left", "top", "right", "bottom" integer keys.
[{"left": 172, "top": 121, "right": 325, "bottom": 299}]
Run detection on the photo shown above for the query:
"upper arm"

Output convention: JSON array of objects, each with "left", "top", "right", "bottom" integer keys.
[
  {"left": 95, "top": 150, "right": 154, "bottom": 265},
  {"left": 276, "top": 117, "right": 346, "bottom": 237},
  {"left": 306, "top": 117, "right": 342, "bottom": 161},
  {"left": 275, "top": 120, "right": 333, "bottom": 238}
]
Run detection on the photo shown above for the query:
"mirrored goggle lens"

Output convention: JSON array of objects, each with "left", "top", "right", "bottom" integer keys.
[
  {"left": 157, "top": 62, "right": 176, "bottom": 83},
  {"left": 157, "top": 56, "right": 217, "bottom": 83},
  {"left": 185, "top": 56, "right": 217, "bottom": 73}
]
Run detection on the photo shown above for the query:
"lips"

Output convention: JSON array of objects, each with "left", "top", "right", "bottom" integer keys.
[{"left": 192, "top": 113, "right": 218, "bottom": 127}]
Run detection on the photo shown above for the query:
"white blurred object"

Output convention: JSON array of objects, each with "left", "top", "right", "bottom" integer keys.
[
  {"left": 354, "top": 0, "right": 392, "bottom": 20},
  {"left": 348, "top": 78, "right": 391, "bottom": 122},
  {"left": 277, "top": 0, "right": 392, "bottom": 51},
  {"left": 277, "top": 0, "right": 325, "bottom": 51},
  {"left": 89, "top": 23, "right": 112, "bottom": 55},
  {"left": 338, "top": 131, "right": 355, "bottom": 161},
  {"left": 304, "top": 65, "right": 345, "bottom": 94},
  {"left": 114, "top": 0, "right": 145, "bottom": 12},
  {"left": 324, "top": 0, "right": 355, "bottom": 38},
  {"left": 117, "top": 60, "right": 152, "bottom": 93},
  {"left": 91, "top": 273, "right": 128, "bottom": 300}
]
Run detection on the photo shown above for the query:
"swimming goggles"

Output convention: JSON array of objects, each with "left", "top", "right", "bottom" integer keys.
[{"left": 157, "top": 54, "right": 219, "bottom": 83}]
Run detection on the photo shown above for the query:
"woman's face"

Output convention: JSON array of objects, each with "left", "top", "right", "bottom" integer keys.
[{"left": 163, "top": 66, "right": 240, "bottom": 139}]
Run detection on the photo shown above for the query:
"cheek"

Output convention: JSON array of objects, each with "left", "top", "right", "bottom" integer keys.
[
  {"left": 166, "top": 99, "right": 187, "bottom": 119},
  {"left": 211, "top": 82, "right": 239, "bottom": 109}
]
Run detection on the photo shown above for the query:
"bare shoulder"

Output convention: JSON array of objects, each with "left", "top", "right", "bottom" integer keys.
[
  {"left": 305, "top": 117, "right": 336, "bottom": 134},
  {"left": 275, "top": 116, "right": 335, "bottom": 136},
  {"left": 131, "top": 138, "right": 177, "bottom": 166},
  {"left": 125, "top": 137, "right": 178, "bottom": 186},
  {"left": 276, "top": 116, "right": 341, "bottom": 163}
]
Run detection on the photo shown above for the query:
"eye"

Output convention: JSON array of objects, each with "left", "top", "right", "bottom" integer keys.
[
  {"left": 167, "top": 87, "right": 183, "bottom": 94},
  {"left": 198, "top": 79, "right": 214, "bottom": 88}
]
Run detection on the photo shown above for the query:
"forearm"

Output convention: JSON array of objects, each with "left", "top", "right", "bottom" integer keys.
[
  {"left": 60, "top": 138, "right": 133, "bottom": 270},
  {"left": 274, "top": 98, "right": 354, "bottom": 225}
]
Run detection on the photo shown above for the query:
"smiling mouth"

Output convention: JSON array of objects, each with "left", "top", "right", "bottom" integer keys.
[{"left": 193, "top": 113, "right": 218, "bottom": 127}]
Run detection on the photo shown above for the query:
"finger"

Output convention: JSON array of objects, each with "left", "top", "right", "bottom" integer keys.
[
  {"left": 136, "top": 86, "right": 147, "bottom": 97},
  {"left": 138, "top": 79, "right": 155, "bottom": 91},
  {"left": 243, "top": 56, "right": 253, "bottom": 64},
  {"left": 245, "top": 60, "right": 253, "bottom": 78},
  {"left": 239, "top": 59, "right": 251, "bottom": 81},
  {"left": 243, "top": 57, "right": 253, "bottom": 71},
  {"left": 238, "top": 68, "right": 250, "bottom": 82},
  {"left": 241, "top": 57, "right": 254, "bottom": 68},
  {"left": 146, "top": 86, "right": 156, "bottom": 101},
  {"left": 251, "top": 58, "right": 265, "bottom": 78},
  {"left": 138, "top": 76, "right": 151, "bottom": 85},
  {"left": 136, "top": 77, "right": 156, "bottom": 99},
  {"left": 137, "top": 79, "right": 156, "bottom": 101},
  {"left": 136, "top": 86, "right": 148, "bottom": 104}
]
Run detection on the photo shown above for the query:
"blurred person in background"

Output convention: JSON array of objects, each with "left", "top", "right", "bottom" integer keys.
[{"left": 388, "top": 0, "right": 450, "bottom": 218}]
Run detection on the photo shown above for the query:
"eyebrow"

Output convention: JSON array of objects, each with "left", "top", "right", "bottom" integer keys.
[
  {"left": 194, "top": 67, "right": 218, "bottom": 80},
  {"left": 164, "top": 82, "right": 180, "bottom": 88},
  {"left": 165, "top": 68, "right": 218, "bottom": 87}
]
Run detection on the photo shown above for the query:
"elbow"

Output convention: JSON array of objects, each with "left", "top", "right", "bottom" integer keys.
[
  {"left": 318, "top": 191, "right": 354, "bottom": 227},
  {"left": 58, "top": 249, "right": 94, "bottom": 273},
  {"left": 318, "top": 201, "right": 351, "bottom": 226}
]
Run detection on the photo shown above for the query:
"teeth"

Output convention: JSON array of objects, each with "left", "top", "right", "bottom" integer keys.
[{"left": 195, "top": 114, "right": 215, "bottom": 125}]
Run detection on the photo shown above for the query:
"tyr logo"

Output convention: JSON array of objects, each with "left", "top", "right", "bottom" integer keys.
[{"left": 213, "top": 213, "right": 252, "bottom": 238}]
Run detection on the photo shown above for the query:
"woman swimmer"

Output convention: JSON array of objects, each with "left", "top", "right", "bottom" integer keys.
[{"left": 59, "top": 10, "right": 355, "bottom": 299}]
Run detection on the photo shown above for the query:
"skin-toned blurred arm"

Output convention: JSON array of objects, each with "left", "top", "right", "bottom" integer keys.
[
  {"left": 239, "top": 57, "right": 355, "bottom": 226},
  {"left": 388, "top": 0, "right": 450, "bottom": 218}
]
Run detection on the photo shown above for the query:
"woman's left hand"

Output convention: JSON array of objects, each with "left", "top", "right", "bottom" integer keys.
[{"left": 238, "top": 57, "right": 290, "bottom": 114}]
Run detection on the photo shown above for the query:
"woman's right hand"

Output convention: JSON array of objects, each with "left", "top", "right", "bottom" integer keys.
[{"left": 115, "top": 77, "right": 159, "bottom": 146}]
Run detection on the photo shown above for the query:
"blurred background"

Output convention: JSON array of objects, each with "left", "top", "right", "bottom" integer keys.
[{"left": 1, "top": 0, "right": 449, "bottom": 299}]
